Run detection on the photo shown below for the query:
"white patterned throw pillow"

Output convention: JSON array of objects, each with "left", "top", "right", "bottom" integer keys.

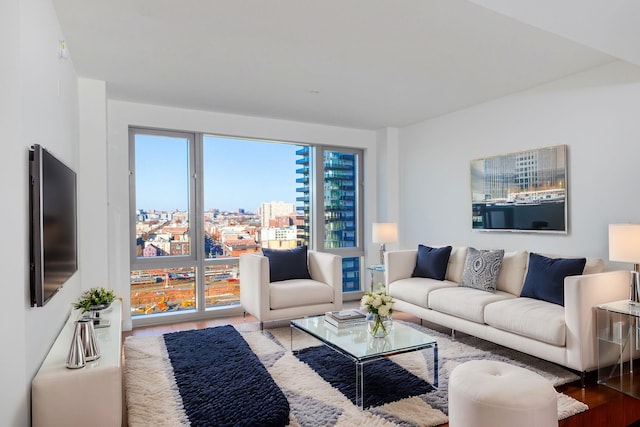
[{"left": 461, "top": 247, "right": 505, "bottom": 292}]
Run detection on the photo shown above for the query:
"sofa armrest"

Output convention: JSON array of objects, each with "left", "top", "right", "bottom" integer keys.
[
  {"left": 239, "top": 254, "right": 270, "bottom": 319},
  {"left": 564, "top": 270, "right": 630, "bottom": 371},
  {"left": 385, "top": 250, "right": 418, "bottom": 287},
  {"left": 308, "top": 251, "right": 343, "bottom": 308}
]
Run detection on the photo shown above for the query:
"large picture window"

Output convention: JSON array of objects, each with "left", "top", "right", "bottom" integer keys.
[{"left": 129, "top": 128, "right": 364, "bottom": 324}]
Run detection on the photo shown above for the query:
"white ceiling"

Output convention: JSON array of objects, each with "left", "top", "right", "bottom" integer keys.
[{"left": 52, "top": 0, "right": 630, "bottom": 130}]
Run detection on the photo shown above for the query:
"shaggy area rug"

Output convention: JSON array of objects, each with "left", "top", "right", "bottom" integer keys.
[
  {"left": 163, "top": 326, "right": 289, "bottom": 426},
  {"left": 124, "top": 321, "right": 588, "bottom": 426},
  {"left": 295, "top": 345, "right": 435, "bottom": 408}
]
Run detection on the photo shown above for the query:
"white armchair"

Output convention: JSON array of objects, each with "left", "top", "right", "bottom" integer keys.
[{"left": 239, "top": 250, "right": 343, "bottom": 326}]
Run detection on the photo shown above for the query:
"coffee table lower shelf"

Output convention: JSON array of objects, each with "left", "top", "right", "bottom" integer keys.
[{"left": 290, "top": 316, "right": 438, "bottom": 409}]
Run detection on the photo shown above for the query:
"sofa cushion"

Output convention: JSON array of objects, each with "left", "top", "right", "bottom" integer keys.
[
  {"left": 520, "top": 253, "right": 586, "bottom": 306},
  {"left": 269, "top": 279, "right": 333, "bottom": 309},
  {"left": 496, "top": 250, "right": 529, "bottom": 296},
  {"left": 263, "top": 246, "right": 311, "bottom": 283},
  {"left": 412, "top": 245, "right": 452, "bottom": 280},
  {"left": 388, "top": 277, "right": 458, "bottom": 308},
  {"left": 484, "top": 298, "right": 566, "bottom": 346},
  {"left": 428, "top": 287, "right": 515, "bottom": 324},
  {"left": 446, "top": 247, "right": 469, "bottom": 283},
  {"left": 461, "top": 248, "right": 504, "bottom": 292}
]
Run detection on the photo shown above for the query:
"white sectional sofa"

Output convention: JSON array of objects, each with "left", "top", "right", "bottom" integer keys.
[{"left": 385, "top": 246, "right": 630, "bottom": 375}]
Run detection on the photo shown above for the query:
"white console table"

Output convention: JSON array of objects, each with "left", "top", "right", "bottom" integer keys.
[{"left": 32, "top": 300, "right": 122, "bottom": 427}]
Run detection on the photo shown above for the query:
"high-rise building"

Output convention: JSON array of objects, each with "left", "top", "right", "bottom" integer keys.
[
  {"left": 296, "top": 147, "right": 360, "bottom": 292},
  {"left": 259, "top": 201, "right": 295, "bottom": 228}
]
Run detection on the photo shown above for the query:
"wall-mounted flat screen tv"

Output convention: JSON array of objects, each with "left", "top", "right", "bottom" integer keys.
[
  {"left": 470, "top": 144, "right": 567, "bottom": 233},
  {"left": 29, "top": 144, "right": 78, "bottom": 307}
]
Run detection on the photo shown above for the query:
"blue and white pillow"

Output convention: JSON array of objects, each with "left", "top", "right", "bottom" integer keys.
[{"left": 461, "top": 247, "right": 504, "bottom": 292}]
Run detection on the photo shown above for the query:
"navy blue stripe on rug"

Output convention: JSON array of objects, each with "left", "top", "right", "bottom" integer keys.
[
  {"left": 163, "top": 325, "right": 289, "bottom": 427},
  {"left": 295, "top": 345, "right": 435, "bottom": 409}
]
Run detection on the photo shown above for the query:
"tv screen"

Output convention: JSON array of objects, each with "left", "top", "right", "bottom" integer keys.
[
  {"left": 470, "top": 145, "right": 567, "bottom": 233},
  {"left": 29, "top": 144, "right": 78, "bottom": 307}
]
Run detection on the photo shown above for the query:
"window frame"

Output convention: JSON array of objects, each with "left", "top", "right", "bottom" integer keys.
[
  {"left": 314, "top": 145, "right": 365, "bottom": 262},
  {"left": 128, "top": 127, "right": 365, "bottom": 327}
]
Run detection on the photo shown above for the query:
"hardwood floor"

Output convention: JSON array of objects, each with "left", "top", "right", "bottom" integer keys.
[{"left": 123, "top": 309, "right": 640, "bottom": 427}]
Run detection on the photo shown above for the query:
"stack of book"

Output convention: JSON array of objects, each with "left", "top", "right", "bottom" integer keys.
[{"left": 324, "top": 309, "right": 366, "bottom": 328}]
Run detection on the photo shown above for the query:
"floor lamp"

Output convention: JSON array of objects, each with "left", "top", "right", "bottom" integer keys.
[
  {"left": 372, "top": 222, "right": 398, "bottom": 266},
  {"left": 609, "top": 224, "right": 640, "bottom": 305}
]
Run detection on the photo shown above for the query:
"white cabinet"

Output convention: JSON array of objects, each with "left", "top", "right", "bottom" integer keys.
[{"left": 32, "top": 300, "right": 122, "bottom": 427}]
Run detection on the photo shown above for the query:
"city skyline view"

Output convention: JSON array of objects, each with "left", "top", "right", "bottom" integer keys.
[
  {"left": 131, "top": 133, "right": 362, "bottom": 315},
  {"left": 135, "top": 135, "right": 301, "bottom": 212}
]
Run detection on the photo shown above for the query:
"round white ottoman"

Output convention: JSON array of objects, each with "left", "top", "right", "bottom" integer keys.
[{"left": 448, "top": 360, "right": 558, "bottom": 427}]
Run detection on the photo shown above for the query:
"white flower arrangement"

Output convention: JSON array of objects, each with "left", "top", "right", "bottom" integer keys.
[
  {"left": 361, "top": 290, "right": 394, "bottom": 316},
  {"left": 360, "top": 290, "right": 394, "bottom": 337}
]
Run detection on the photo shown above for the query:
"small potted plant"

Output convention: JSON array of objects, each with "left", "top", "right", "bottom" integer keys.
[{"left": 74, "top": 287, "right": 116, "bottom": 313}]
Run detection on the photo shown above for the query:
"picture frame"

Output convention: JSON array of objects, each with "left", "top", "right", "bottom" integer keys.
[{"left": 470, "top": 144, "right": 567, "bottom": 233}]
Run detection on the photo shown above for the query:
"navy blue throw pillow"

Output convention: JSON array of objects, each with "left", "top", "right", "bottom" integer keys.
[
  {"left": 411, "top": 245, "right": 453, "bottom": 281},
  {"left": 262, "top": 246, "right": 312, "bottom": 283},
  {"left": 520, "top": 253, "right": 586, "bottom": 306}
]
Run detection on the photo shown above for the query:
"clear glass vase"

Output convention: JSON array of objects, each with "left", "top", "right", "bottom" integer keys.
[{"left": 367, "top": 312, "right": 392, "bottom": 338}]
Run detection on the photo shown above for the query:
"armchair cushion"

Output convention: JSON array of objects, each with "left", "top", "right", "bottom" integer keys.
[
  {"left": 262, "top": 246, "right": 311, "bottom": 282},
  {"left": 270, "top": 279, "right": 334, "bottom": 310}
]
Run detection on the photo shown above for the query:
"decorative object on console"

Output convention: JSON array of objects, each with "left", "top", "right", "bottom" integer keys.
[
  {"left": 412, "top": 244, "right": 452, "bottom": 280},
  {"left": 78, "top": 317, "right": 100, "bottom": 361},
  {"left": 66, "top": 320, "right": 86, "bottom": 369},
  {"left": 609, "top": 224, "right": 640, "bottom": 305},
  {"left": 66, "top": 317, "right": 100, "bottom": 368},
  {"left": 361, "top": 289, "right": 394, "bottom": 337},
  {"left": 74, "top": 287, "right": 116, "bottom": 328},
  {"left": 470, "top": 144, "right": 568, "bottom": 233},
  {"left": 372, "top": 222, "right": 398, "bottom": 265},
  {"left": 460, "top": 247, "right": 504, "bottom": 292},
  {"left": 74, "top": 287, "right": 116, "bottom": 313}
]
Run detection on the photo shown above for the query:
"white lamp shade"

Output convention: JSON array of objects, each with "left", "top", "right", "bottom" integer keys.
[
  {"left": 609, "top": 224, "right": 640, "bottom": 263},
  {"left": 372, "top": 222, "right": 398, "bottom": 244}
]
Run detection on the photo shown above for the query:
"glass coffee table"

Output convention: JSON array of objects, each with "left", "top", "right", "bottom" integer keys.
[{"left": 290, "top": 315, "right": 438, "bottom": 409}]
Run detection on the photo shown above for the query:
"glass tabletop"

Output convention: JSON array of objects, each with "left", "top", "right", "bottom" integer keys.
[
  {"left": 291, "top": 315, "right": 437, "bottom": 362},
  {"left": 367, "top": 264, "right": 385, "bottom": 272},
  {"left": 597, "top": 300, "right": 640, "bottom": 317}
]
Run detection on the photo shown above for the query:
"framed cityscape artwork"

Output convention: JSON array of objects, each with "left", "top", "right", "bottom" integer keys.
[{"left": 470, "top": 144, "right": 567, "bottom": 233}]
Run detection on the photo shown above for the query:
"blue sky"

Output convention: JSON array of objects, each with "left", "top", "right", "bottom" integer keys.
[{"left": 135, "top": 134, "right": 300, "bottom": 212}]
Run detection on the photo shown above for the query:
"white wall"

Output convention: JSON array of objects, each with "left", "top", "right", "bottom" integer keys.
[
  {"left": 106, "top": 101, "right": 379, "bottom": 330},
  {"left": 0, "top": 0, "right": 27, "bottom": 425},
  {"left": 78, "top": 79, "right": 109, "bottom": 288},
  {"left": 0, "top": 0, "right": 80, "bottom": 425},
  {"left": 398, "top": 60, "right": 640, "bottom": 270}
]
